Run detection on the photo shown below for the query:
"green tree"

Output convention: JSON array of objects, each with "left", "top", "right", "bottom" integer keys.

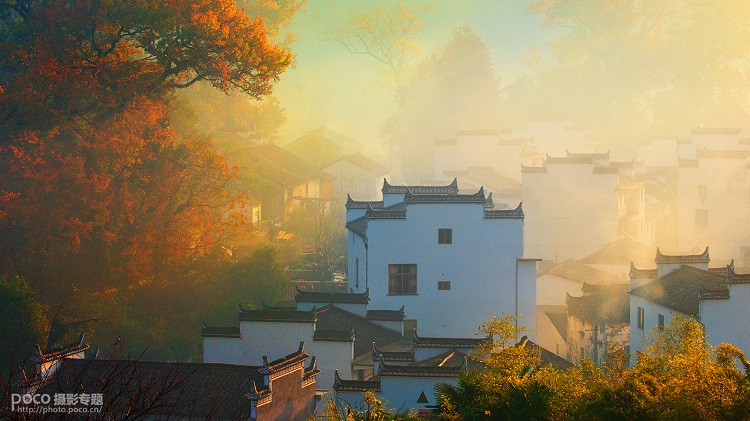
[
  {"left": 512, "top": 0, "right": 750, "bottom": 148},
  {"left": 0, "top": 276, "right": 47, "bottom": 380},
  {"left": 381, "top": 26, "right": 501, "bottom": 182},
  {"left": 223, "top": 244, "right": 288, "bottom": 308},
  {"left": 327, "top": 2, "right": 430, "bottom": 91}
]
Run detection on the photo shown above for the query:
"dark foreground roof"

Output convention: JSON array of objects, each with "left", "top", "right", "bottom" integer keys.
[
  {"left": 413, "top": 331, "right": 491, "bottom": 349},
  {"left": 333, "top": 369, "right": 381, "bottom": 392},
  {"left": 630, "top": 265, "right": 727, "bottom": 316},
  {"left": 315, "top": 305, "right": 402, "bottom": 357},
  {"left": 295, "top": 288, "right": 369, "bottom": 305},
  {"left": 654, "top": 247, "right": 710, "bottom": 264},
  {"left": 41, "top": 358, "right": 265, "bottom": 419}
]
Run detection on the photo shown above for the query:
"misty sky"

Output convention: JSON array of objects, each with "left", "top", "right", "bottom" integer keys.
[{"left": 273, "top": 0, "right": 559, "bottom": 151}]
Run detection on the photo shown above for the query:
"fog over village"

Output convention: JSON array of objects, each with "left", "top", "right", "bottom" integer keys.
[{"left": 2, "top": 1, "right": 750, "bottom": 420}]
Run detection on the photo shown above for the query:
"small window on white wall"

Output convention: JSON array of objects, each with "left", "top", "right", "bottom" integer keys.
[
  {"left": 637, "top": 307, "right": 645, "bottom": 329},
  {"left": 438, "top": 228, "right": 452, "bottom": 244},
  {"left": 437, "top": 281, "right": 451, "bottom": 290}
]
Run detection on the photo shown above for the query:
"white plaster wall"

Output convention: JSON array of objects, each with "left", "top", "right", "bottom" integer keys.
[
  {"left": 363, "top": 202, "right": 530, "bottom": 338},
  {"left": 202, "top": 321, "right": 353, "bottom": 390},
  {"left": 522, "top": 163, "right": 619, "bottom": 261},
  {"left": 512, "top": 122, "right": 588, "bottom": 157},
  {"left": 535, "top": 308, "right": 566, "bottom": 358},
  {"left": 701, "top": 284, "right": 750, "bottom": 355},
  {"left": 348, "top": 231, "right": 367, "bottom": 292},
  {"left": 434, "top": 134, "right": 525, "bottom": 184},
  {"left": 629, "top": 296, "right": 683, "bottom": 363},
  {"left": 369, "top": 319, "right": 403, "bottom": 334},
  {"left": 296, "top": 302, "right": 367, "bottom": 317},
  {"left": 677, "top": 157, "right": 750, "bottom": 261},
  {"left": 380, "top": 376, "right": 457, "bottom": 412},
  {"left": 203, "top": 321, "right": 313, "bottom": 366},
  {"left": 311, "top": 341, "right": 355, "bottom": 390},
  {"left": 536, "top": 273, "right": 583, "bottom": 306}
]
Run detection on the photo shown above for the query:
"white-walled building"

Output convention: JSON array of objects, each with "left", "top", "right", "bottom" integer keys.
[
  {"left": 628, "top": 248, "right": 750, "bottom": 362},
  {"left": 346, "top": 179, "right": 537, "bottom": 339},
  {"left": 676, "top": 149, "right": 750, "bottom": 262},
  {"left": 202, "top": 290, "right": 404, "bottom": 390},
  {"left": 536, "top": 259, "right": 625, "bottom": 306},
  {"left": 333, "top": 333, "right": 571, "bottom": 413},
  {"left": 522, "top": 152, "right": 646, "bottom": 261},
  {"left": 434, "top": 129, "right": 542, "bottom": 188}
]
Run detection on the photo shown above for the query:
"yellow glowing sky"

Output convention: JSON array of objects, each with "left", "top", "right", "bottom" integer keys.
[{"left": 272, "top": 0, "right": 559, "bottom": 150}]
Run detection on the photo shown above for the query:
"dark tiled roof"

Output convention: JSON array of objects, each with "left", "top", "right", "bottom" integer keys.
[
  {"left": 408, "top": 349, "right": 484, "bottom": 372},
  {"left": 566, "top": 285, "right": 630, "bottom": 324},
  {"left": 295, "top": 288, "right": 369, "bottom": 305},
  {"left": 327, "top": 153, "right": 389, "bottom": 175},
  {"left": 655, "top": 247, "right": 710, "bottom": 264},
  {"left": 303, "top": 357, "right": 320, "bottom": 381},
  {"left": 201, "top": 322, "right": 240, "bottom": 338},
  {"left": 34, "top": 333, "right": 88, "bottom": 363},
  {"left": 630, "top": 265, "right": 728, "bottom": 316},
  {"left": 484, "top": 202, "right": 524, "bottom": 219},
  {"left": 372, "top": 342, "right": 415, "bottom": 363},
  {"left": 378, "top": 355, "right": 467, "bottom": 377},
  {"left": 691, "top": 127, "right": 742, "bottom": 135},
  {"left": 367, "top": 306, "right": 405, "bottom": 321},
  {"left": 546, "top": 312, "right": 568, "bottom": 342},
  {"left": 382, "top": 178, "right": 459, "bottom": 195},
  {"left": 697, "top": 150, "right": 748, "bottom": 159},
  {"left": 237, "top": 305, "right": 316, "bottom": 323},
  {"left": 412, "top": 331, "right": 491, "bottom": 349},
  {"left": 544, "top": 259, "right": 624, "bottom": 285},
  {"left": 581, "top": 239, "right": 656, "bottom": 267},
  {"left": 315, "top": 305, "right": 402, "bottom": 357},
  {"left": 403, "top": 188, "right": 487, "bottom": 204},
  {"left": 41, "top": 358, "right": 267, "bottom": 419},
  {"left": 518, "top": 337, "right": 574, "bottom": 370},
  {"left": 226, "top": 144, "right": 331, "bottom": 189},
  {"left": 265, "top": 342, "right": 309, "bottom": 370},
  {"left": 313, "top": 329, "right": 355, "bottom": 342},
  {"left": 629, "top": 262, "right": 658, "bottom": 279},
  {"left": 345, "top": 195, "right": 383, "bottom": 209},
  {"left": 345, "top": 215, "right": 368, "bottom": 239},
  {"left": 546, "top": 151, "right": 610, "bottom": 165},
  {"left": 521, "top": 165, "right": 548, "bottom": 173},
  {"left": 728, "top": 262, "right": 750, "bottom": 284},
  {"left": 284, "top": 126, "right": 364, "bottom": 167},
  {"left": 333, "top": 369, "right": 381, "bottom": 392}
]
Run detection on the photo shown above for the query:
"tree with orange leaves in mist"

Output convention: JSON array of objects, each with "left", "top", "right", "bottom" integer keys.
[{"left": 0, "top": 0, "right": 293, "bottom": 351}]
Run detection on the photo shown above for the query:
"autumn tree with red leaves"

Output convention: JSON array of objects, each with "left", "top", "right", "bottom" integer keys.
[{"left": 0, "top": 0, "right": 293, "bottom": 353}]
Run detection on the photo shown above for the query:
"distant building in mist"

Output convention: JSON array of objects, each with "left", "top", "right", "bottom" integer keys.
[
  {"left": 284, "top": 126, "right": 365, "bottom": 168},
  {"left": 629, "top": 248, "right": 750, "bottom": 362},
  {"left": 345, "top": 178, "right": 538, "bottom": 339},
  {"left": 322, "top": 153, "right": 390, "bottom": 211},
  {"left": 522, "top": 151, "right": 647, "bottom": 262},
  {"left": 637, "top": 127, "right": 750, "bottom": 264}
]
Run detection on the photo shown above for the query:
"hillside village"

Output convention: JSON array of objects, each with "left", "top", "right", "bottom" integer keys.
[
  {"left": 5, "top": 1, "right": 750, "bottom": 419},
  {"left": 23, "top": 123, "right": 750, "bottom": 418}
]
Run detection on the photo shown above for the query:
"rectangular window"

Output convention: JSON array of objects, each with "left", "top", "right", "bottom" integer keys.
[
  {"left": 658, "top": 313, "right": 665, "bottom": 330},
  {"left": 697, "top": 184, "right": 707, "bottom": 201},
  {"left": 695, "top": 209, "right": 708, "bottom": 226},
  {"left": 438, "top": 228, "right": 452, "bottom": 244},
  {"left": 355, "top": 257, "right": 359, "bottom": 288},
  {"left": 388, "top": 264, "right": 417, "bottom": 295},
  {"left": 637, "top": 307, "right": 645, "bottom": 329},
  {"left": 437, "top": 281, "right": 451, "bottom": 290}
]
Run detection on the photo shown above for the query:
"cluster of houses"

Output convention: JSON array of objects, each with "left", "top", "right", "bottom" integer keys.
[{"left": 18, "top": 124, "right": 750, "bottom": 418}]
